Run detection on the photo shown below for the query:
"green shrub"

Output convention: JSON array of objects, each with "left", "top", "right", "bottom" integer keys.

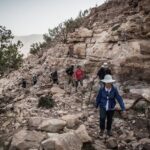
[
  {"left": 38, "top": 95, "right": 55, "bottom": 109},
  {"left": 0, "top": 26, "right": 23, "bottom": 75}
]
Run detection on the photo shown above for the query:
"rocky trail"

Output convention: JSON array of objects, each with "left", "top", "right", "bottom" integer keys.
[
  {"left": 0, "top": 55, "right": 149, "bottom": 150},
  {"left": 0, "top": 0, "right": 150, "bottom": 149}
]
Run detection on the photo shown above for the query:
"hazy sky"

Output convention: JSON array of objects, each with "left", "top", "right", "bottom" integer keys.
[{"left": 0, "top": 0, "right": 105, "bottom": 36}]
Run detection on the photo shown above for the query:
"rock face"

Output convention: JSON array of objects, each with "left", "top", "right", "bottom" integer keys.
[{"left": 74, "top": 43, "right": 86, "bottom": 58}]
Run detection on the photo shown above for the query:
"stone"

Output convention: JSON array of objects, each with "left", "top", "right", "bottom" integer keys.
[
  {"left": 50, "top": 86, "right": 65, "bottom": 95},
  {"left": 75, "top": 124, "right": 92, "bottom": 143},
  {"left": 61, "top": 113, "right": 83, "bottom": 128},
  {"left": 139, "top": 138, "right": 150, "bottom": 145},
  {"left": 130, "top": 88, "right": 150, "bottom": 102},
  {"left": 107, "top": 138, "right": 118, "bottom": 149},
  {"left": 39, "top": 119, "right": 66, "bottom": 132},
  {"left": 28, "top": 117, "right": 43, "bottom": 128},
  {"left": 9, "top": 129, "right": 46, "bottom": 150},
  {"left": 42, "top": 132, "right": 82, "bottom": 150},
  {"left": 134, "top": 100, "right": 148, "bottom": 111},
  {"left": 28, "top": 117, "right": 66, "bottom": 132}
]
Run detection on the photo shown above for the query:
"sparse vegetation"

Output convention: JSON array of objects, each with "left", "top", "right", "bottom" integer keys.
[
  {"left": 30, "top": 10, "right": 90, "bottom": 55},
  {"left": 0, "top": 26, "right": 23, "bottom": 76},
  {"left": 38, "top": 95, "right": 55, "bottom": 109}
]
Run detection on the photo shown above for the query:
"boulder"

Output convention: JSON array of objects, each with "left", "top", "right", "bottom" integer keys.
[
  {"left": 139, "top": 138, "right": 150, "bottom": 144},
  {"left": 75, "top": 125, "right": 92, "bottom": 143},
  {"left": 9, "top": 129, "right": 46, "bottom": 150},
  {"left": 50, "top": 86, "right": 65, "bottom": 95},
  {"left": 42, "top": 125, "right": 92, "bottom": 150},
  {"left": 139, "top": 138, "right": 150, "bottom": 149},
  {"left": 39, "top": 119, "right": 66, "bottom": 132},
  {"left": 28, "top": 117, "right": 66, "bottom": 132},
  {"left": 42, "top": 132, "right": 82, "bottom": 150},
  {"left": 61, "top": 113, "right": 83, "bottom": 128},
  {"left": 130, "top": 88, "right": 150, "bottom": 102},
  {"left": 134, "top": 100, "right": 148, "bottom": 111},
  {"left": 28, "top": 117, "right": 43, "bottom": 128},
  {"left": 106, "top": 138, "right": 118, "bottom": 149}
]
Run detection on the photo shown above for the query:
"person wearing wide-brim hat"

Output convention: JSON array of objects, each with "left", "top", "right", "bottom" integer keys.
[
  {"left": 96, "top": 75, "right": 126, "bottom": 136},
  {"left": 95, "top": 62, "right": 111, "bottom": 81}
]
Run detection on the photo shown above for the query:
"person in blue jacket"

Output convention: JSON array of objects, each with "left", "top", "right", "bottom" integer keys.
[{"left": 96, "top": 74, "right": 126, "bottom": 136}]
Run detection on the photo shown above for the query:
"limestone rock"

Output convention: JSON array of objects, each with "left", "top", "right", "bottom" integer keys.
[
  {"left": 75, "top": 124, "right": 92, "bottom": 143},
  {"left": 28, "top": 117, "right": 66, "bottom": 132},
  {"left": 74, "top": 43, "right": 86, "bottom": 58},
  {"left": 107, "top": 138, "right": 118, "bottom": 149},
  {"left": 130, "top": 88, "right": 150, "bottom": 102},
  {"left": 50, "top": 86, "right": 65, "bottom": 95},
  {"left": 9, "top": 129, "right": 46, "bottom": 150},
  {"left": 28, "top": 117, "right": 43, "bottom": 128},
  {"left": 42, "top": 132, "right": 82, "bottom": 150},
  {"left": 39, "top": 119, "right": 66, "bottom": 132},
  {"left": 76, "top": 27, "right": 93, "bottom": 38},
  {"left": 61, "top": 113, "right": 83, "bottom": 128}
]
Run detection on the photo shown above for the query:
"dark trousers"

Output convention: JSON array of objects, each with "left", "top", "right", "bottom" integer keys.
[
  {"left": 53, "top": 79, "right": 59, "bottom": 84},
  {"left": 99, "top": 107, "right": 114, "bottom": 131},
  {"left": 33, "top": 80, "right": 37, "bottom": 85},
  {"left": 68, "top": 75, "right": 74, "bottom": 86},
  {"left": 75, "top": 80, "right": 83, "bottom": 89}
]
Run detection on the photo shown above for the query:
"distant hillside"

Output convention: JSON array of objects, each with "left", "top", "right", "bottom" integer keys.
[{"left": 13, "top": 34, "right": 44, "bottom": 57}]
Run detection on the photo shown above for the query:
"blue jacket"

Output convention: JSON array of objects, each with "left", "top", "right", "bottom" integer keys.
[{"left": 96, "top": 86, "right": 125, "bottom": 111}]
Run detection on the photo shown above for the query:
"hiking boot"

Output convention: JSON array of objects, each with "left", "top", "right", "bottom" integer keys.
[
  {"left": 107, "top": 130, "right": 113, "bottom": 136},
  {"left": 99, "top": 130, "right": 104, "bottom": 136}
]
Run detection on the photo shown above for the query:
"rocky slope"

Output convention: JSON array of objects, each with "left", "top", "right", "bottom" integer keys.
[{"left": 0, "top": 0, "right": 150, "bottom": 150}]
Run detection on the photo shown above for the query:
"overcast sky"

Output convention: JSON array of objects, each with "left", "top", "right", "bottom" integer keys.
[{"left": 0, "top": 0, "right": 105, "bottom": 36}]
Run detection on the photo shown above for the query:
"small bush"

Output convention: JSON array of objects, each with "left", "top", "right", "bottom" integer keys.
[{"left": 38, "top": 95, "right": 55, "bottom": 109}]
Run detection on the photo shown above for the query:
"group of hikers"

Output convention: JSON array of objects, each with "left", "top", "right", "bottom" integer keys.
[
  {"left": 20, "top": 62, "right": 126, "bottom": 137},
  {"left": 21, "top": 74, "right": 37, "bottom": 88}
]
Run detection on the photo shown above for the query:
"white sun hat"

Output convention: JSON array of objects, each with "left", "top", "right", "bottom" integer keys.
[
  {"left": 103, "top": 62, "right": 108, "bottom": 68},
  {"left": 101, "top": 75, "right": 115, "bottom": 83},
  {"left": 103, "top": 62, "right": 108, "bottom": 66}
]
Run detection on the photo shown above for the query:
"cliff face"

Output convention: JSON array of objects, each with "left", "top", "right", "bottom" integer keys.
[
  {"left": 0, "top": 0, "right": 150, "bottom": 149},
  {"left": 67, "top": 0, "right": 150, "bottom": 83}
]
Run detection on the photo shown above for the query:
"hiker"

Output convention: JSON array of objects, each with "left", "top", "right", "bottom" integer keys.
[
  {"left": 66, "top": 65, "right": 74, "bottom": 85},
  {"left": 74, "top": 65, "right": 84, "bottom": 92},
  {"left": 96, "top": 75, "right": 126, "bottom": 136},
  {"left": 21, "top": 78, "right": 27, "bottom": 88},
  {"left": 67, "top": 44, "right": 74, "bottom": 57},
  {"left": 32, "top": 74, "right": 37, "bottom": 85},
  {"left": 50, "top": 69, "right": 59, "bottom": 84},
  {"left": 128, "top": 0, "right": 139, "bottom": 8},
  {"left": 97, "top": 62, "right": 111, "bottom": 80}
]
